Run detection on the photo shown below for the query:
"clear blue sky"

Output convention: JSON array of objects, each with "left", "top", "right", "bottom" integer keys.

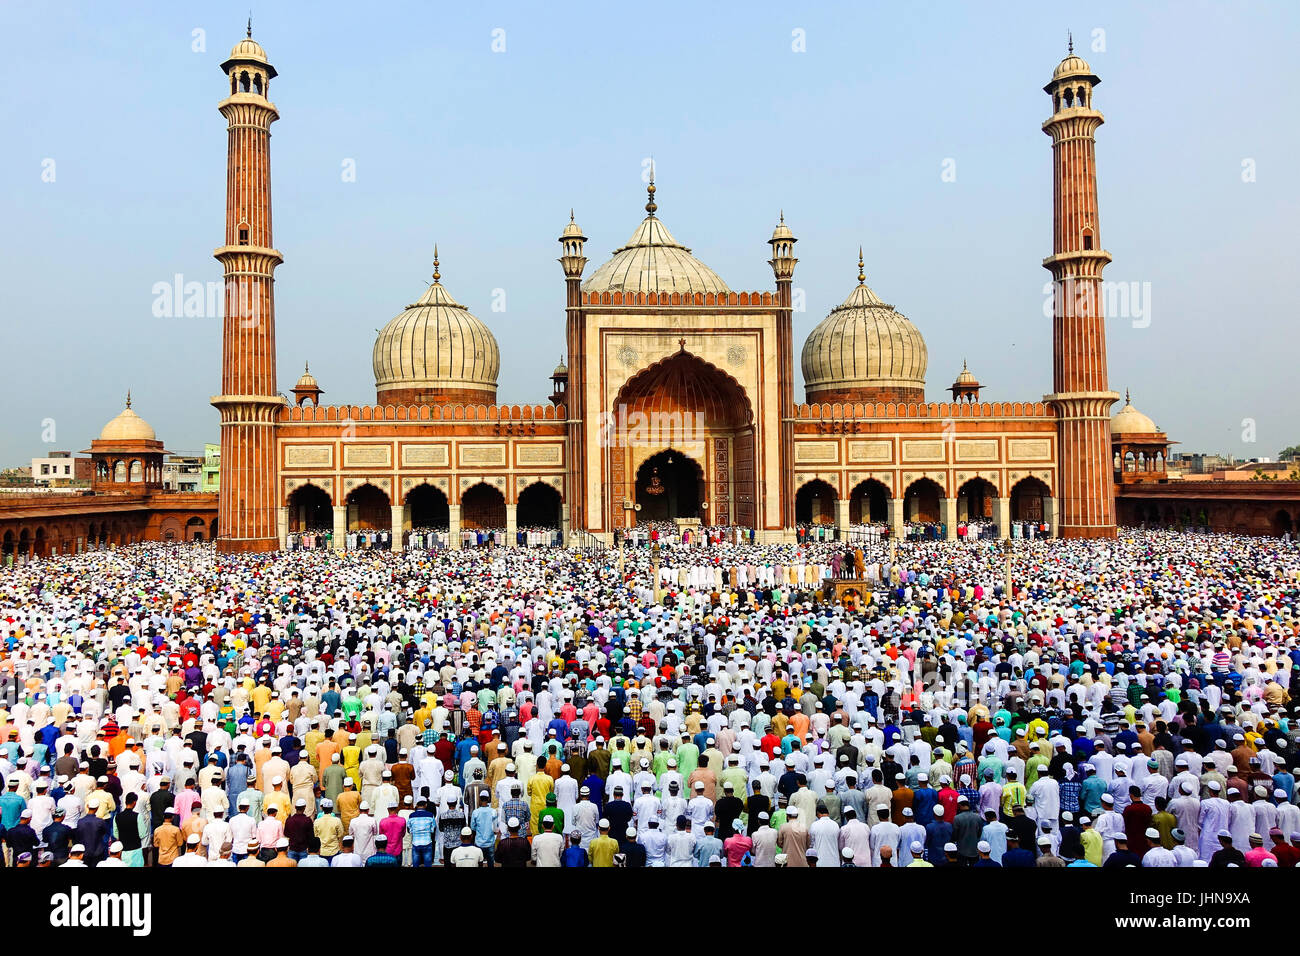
[{"left": 2, "top": 0, "right": 1296, "bottom": 465}]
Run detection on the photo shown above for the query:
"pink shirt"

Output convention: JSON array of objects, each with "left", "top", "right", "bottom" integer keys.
[
  {"left": 724, "top": 834, "right": 753, "bottom": 867},
  {"left": 256, "top": 817, "right": 283, "bottom": 848},
  {"left": 379, "top": 814, "right": 406, "bottom": 848}
]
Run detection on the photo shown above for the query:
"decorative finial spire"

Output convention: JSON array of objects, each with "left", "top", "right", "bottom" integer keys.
[
  {"left": 962, "top": 359, "right": 969, "bottom": 372},
  {"left": 1126, "top": 387, "right": 1131, "bottom": 405},
  {"left": 432, "top": 245, "right": 440, "bottom": 283},
  {"left": 1068, "top": 31, "right": 1073, "bottom": 55},
  {"left": 645, "top": 167, "right": 657, "bottom": 217},
  {"left": 857, "top": 247, "right": 865, "bottom": 284},
  {"left": 570, "top": 208, "right": 575, "bottom": 223},
  {"left": 780, "top": 209, "right": 785, "bottom": 224},
  {"left": 304, "top": 361, "right": 310, "bottom": 374},
  {"left": 248, "top": 13, "right": 253, "bottom": 38},
  {"left": 126, "top": 389, "right": 132, "bottom": 409}
]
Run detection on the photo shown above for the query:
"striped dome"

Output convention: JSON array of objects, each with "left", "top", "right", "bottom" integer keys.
[
  {"left": 372, "top": 259, "right": 499, "bottom": 404},
  {"left": 801, "top": 265, "right": 927, "bottom": 401},
  {"left": 583, "top": 183, "right": 729, "bottom": 296}
]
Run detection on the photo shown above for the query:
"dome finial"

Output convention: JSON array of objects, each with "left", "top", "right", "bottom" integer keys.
[
  {"left": 126, "top": 389, "right": 132, "bottom": 409},
  {"left": 857, "top": 247, "right": 865, "bottom": 284},
  {"left": 1067, "top": 30, "right": 1073, "bottom": 55},
  {"left": 304, "top": 360, "right": 310, "bottom": 374},
  {"left": 645, "top": 168, "right": 657, "bottom": 218},
  {"left": 432, "top": 245, "right": 440, "bottom": 283},
  {"left": 1126, "top": 387, "right": 1131, "bottom": 405},
  {"left": 962, "top": 358, "right": 968, "bottom": 371},
  {"left": 570, "top": 208, "right": 575, "bottom": 223},
  {"left": 779, "top": 209, "right": 785, "bottom": 224},
  {"left": 247, "top": 13, "right": 253, "bottom": 38}
]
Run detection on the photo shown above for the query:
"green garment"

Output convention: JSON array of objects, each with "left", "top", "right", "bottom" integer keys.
[
  {"left": 538, "top": 806, "right": 564, "bottom": 834},
  {"left": 322, "top": 763, "right": 347, "bottom": 802},
  {"left": 1025, "top": 754, "right": 1050, "bottom": 788},
  {"left": 675, "top": 743, "right": 700, "bottom": 781}
]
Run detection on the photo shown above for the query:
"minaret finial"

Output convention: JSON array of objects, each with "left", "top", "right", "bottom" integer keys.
[
  {"left": 645, "top": 163, "right": 657, "bottom": 217},
  {"left": 126, "top": 389, "right": 132, "bottom": 409},
  {"left": 962, "top": 358, "right": 968, "bottom": 371},
  {"left": 248, "top": 13, "right": 253, "bottom": 38},
  {"left": 304, "top": 361, "right": 310, "bottom": 374},
  {"left": 1125, "top": 387, "right": 1131, "bottom": 405},
  {"left": 570, "top": 208, "right": 575, "bottom": 223},
  {"left": 780, "top": 209, "right": 785, "bottom": 224},
  {"left": 857, "top": 247, "right": 865, "bottom": 284},
  {"left": 1067, "top": 31, "right": 1073, "bottom": 55},
  {"left": 432, "top": 245, "right": 440, "bottom": 283}
]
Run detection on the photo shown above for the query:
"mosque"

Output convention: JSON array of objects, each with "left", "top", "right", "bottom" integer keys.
[
  {"left": 210, "top": 29, "right": 1149, "bottom": 553},
  {"left": 3, "top": 29, "right": 1296, "bottom": 563}
]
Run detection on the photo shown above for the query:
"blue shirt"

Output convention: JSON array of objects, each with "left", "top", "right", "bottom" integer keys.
[
  {"left": 0, "top": 792, "right": 26, "bottom": 828},
  {"left": 408, "top": 809, "right": 436, "bottom": 847},
  {"left": 470, "top": 806, "right": 497, "bottom": 847}
]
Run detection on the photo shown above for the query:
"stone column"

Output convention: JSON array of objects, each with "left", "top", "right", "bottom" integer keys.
[
  {"left": 505, "top": 502, "right": 517, "bottom": 547},
  {"left": 835, "top": 498, "right": 850, "bottom": 538},
  {"left": 390, "top": 504, "right": 404, "bottom": 551},
  {"left": 448, "top": 504, "right": 462, "bottom": 550},
  {"left": 277, "top": 507, "right": 289, "bottom": 549},
  {"left": 993, "top": 497, "right": 1011, "bottom": 538},
  {"left": 941, "top": 497, "right": 957, "bottom": 541},
  {"left": 332, "top": 506, "right": 347, "bottom": 550},
  {"left": 888, "top": 497, "right": 904, "bottom": 540}
]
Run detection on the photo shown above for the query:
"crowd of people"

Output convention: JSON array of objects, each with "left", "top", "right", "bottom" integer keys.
[{"left": 0, "top": 527, "right": 1297, "bottom": 869}]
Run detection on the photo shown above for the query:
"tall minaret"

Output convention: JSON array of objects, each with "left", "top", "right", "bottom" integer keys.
[
  {"left": 212, "top": 24, "right": 284, "bottom": 553},
  {"left": 768, "top": 213, "right": 797, "bottom": 535},
  {"left": 1043, "top": 37, "right": 1119, "bottom": 539},
  {"left": 558, "top": 210, "right": 588, "bottom": 540}
]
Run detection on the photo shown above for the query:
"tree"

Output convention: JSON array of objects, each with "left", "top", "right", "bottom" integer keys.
[{"left": 1279, "top": 445, "right": 1300, "bottom": 461}]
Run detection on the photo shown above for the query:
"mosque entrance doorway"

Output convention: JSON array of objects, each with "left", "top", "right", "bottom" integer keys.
[
  {"left": 635, "top": 450, "right": 702, "bottom": 521},
  {"left": 346, "top": 483, "right": 390, "bottom": 531},
  {"left": 406, "top": 483, "right": 450, "bottom": 529},
  {"left": 288, "top": 484, "right": 332, "bottom": 532},
  {"left": 610, "top": 350, "right": 755, "bottom": 529}
]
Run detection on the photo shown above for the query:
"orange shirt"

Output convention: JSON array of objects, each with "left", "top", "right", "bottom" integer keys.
[{"left": 153, "top": 824, "right": 184, "bottom": 866}]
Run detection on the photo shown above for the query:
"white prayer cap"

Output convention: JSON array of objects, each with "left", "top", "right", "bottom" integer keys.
[{"left": 977, "top": 841, "right": 991, "bottom": 853}]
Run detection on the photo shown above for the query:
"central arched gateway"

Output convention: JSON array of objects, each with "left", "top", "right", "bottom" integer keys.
[{"left": 608, "top": 350, "right": 756, "bottom": 529}]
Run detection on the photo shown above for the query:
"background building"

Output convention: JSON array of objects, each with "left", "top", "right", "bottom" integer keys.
[{"left": 29, "top": 452, "right": 91, "bottom": 486}]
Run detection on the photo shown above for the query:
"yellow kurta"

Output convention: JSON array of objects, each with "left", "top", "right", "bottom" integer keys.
[{"left": 527, "top": 772, "right": 554, "bottom": 830}]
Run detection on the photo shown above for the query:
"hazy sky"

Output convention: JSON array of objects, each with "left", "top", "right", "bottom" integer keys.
[{"left": 2, "top": 0, "right": 1296, "bottom": 466}]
